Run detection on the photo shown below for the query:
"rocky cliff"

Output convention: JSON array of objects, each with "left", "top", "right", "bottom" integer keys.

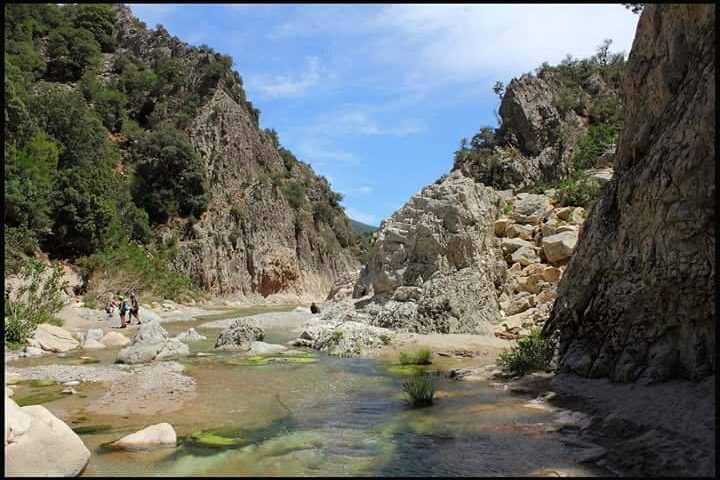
[
  {"left": 113, "top": 5, "right": 358, "bottom": 299},
  {"left": 544, "top": 4, "right": 715, "bottom": 382},
  {"left": 321, "top": 41, "right": 624, "bottom": 335}
]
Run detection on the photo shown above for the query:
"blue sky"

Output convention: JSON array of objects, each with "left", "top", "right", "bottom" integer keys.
[{"left": 129, "top": 4, "right": 639, "bottom": 226}]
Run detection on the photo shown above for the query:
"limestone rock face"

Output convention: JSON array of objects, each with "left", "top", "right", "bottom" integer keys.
[
  {"left": 349, "top": 171, "right": 508, "bottom": 334},
  {"left": 453, "top": 67, "right": 619, "bottom": 190},
  {"left": 112, "top": 422, "right": 176, "bottom": 449},
  {"left": 5, "top": 396, "right": 91, "bottom": 476},
  {"left": 112, "top": 5, "right": 358, "bottom": 301},
  {"left": 545, "top": 4, "right": 716, "bottom": 383},
  {"left": 30, "top": 324, "right": 79, "bottom": 353}
]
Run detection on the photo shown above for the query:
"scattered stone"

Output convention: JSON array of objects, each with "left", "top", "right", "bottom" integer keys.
[
  {"left": 506, "top": 223, "right": 535, "bottom": 241},
  {"left": 541, "top": 266, "right": 562, "bottom": 282},
  {"left": 494, "top": 218, "right": 512, "bottom": 236},
  {"left": 86, "top": 329, "right": 104, "bottom": 342},
  {"left": 82, "top": 338, "right": 107, "bottom": 350},
  {"left": 62, "top": 388, "right": 78, "bottom": 395},
  {"left": 511, "top": 194, "right": 551, "bottom": 224},
  {"left": 502, "top": 237, "right": 534, "bottom": 254},
  {"left": 22, "top": 347, "right": 44, "bottom": 358},
  {"left": 99, "top": 331, "right": 130, "bottom": 347},
  {"left": 175, "top": 328, "right": 207, "bottom": 343},
  {"left": 542, "top": 231, "right": 579, "bottom": 264},
  {"left": 111, "top": 422, "right": 176, "bottom": 449},
  {"left": 63, "top": 381, "right": 81, "bottom": 386},
  {"left": 511, "top": 246, "right": 540, "bottom": 266}
]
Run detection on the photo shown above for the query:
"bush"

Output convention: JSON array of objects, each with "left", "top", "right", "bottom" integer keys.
[
  {"left": 572, "top": 123, "right": 618, "bottom": 171},
  {"left": 77, "top": 240, "right": 204, "bottom": 306},
  {"left": 556, "top": 175, "right": 603, "bottom": 208},
  {"left": 496, "top": 327, "right": 553, "bottom": 376},
  {"left": 4, "top": 227, "right": 40, "bottom": 275},
  {"left": 402, "top": 374, "right": 436, "bottom": 407},
  {"left": 5, "top": 258, "right": 68, "bottom": 345},
  {"left": 399, "top": 347, "right": 433, "bottom": 365},
  {"left": 281, "top": 180, "right": 306, "bottom": 210}
]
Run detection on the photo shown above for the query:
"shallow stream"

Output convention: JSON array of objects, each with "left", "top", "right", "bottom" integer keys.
[{"left": 9, "top": 307, "right": 604, "bottom": 476}]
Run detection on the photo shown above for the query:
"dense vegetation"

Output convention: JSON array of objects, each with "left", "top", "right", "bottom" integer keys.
[
  {"left": 455, "top": 40, "right": 625, "bottom": 207},
  {"left": 4, "top": 4, "right": 356, "bottom": 314}
]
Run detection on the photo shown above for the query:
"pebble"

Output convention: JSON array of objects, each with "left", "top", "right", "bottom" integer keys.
[
  {"left": 64, "top": 381, "right": 81, "bottom": 386},
  {"left": 62, "top": 387, "right": 78, "bottom": 395}
]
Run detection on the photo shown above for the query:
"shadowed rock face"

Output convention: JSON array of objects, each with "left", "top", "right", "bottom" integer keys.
[
  {"left": 545, "top": 4, "right": 715, "bottom": 383},
  {"left": 112, "top": 5, "right": 358, "bottom": 299}
]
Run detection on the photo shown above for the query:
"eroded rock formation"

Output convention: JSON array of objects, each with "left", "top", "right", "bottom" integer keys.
[
  {"left": 544, "top": 4, "right": 715, "bottom": 382},
  {"left": 113, "top": 5, "right": 358, "bottom": 300}
]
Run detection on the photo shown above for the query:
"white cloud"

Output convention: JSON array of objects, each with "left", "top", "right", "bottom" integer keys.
[
  {"left": 245, "top": 56, "right": 328, "bottom": 99},
  {"left": 345, "top": 207, "right": 379, "bottom": 226},
  {"left": 128, "top": 4, "right": 179, "bottom": 27},
  {"left": 295, "top": 139, "right": 358, "bottom": 166}
]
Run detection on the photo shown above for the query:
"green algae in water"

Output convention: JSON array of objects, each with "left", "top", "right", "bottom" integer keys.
[
  {"left": 188, "top": 431, "right": 244, "bottom": 448},
  {"left": 382, "top": 364, "right": 426, "bottom": 376},
  {"left": 225, "top": 356, "right": 318, "bottom": 366},
  {"left": 15, "top": 391, "right": 65, "bottom": 406},
  {"left": 17, "top": 379, "right": 58, "bottom": 387},
  {"left": 72, "top": 424, "right": 113, "bottom": 435}
]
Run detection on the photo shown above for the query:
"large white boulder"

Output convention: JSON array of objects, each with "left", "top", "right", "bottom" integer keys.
[
  {"left": 82, "top": 338, "right": 107, "bottom": 350},
  {"left": 5, "top": 396, "right": 90, "bottom": 476},
  {"left": 30, "top": 324, "right": 79, "bottom": 353},
  {"left": 175, "top": 328, "right": 206, "bottom": 343},
  {"left": 246, "top": 341, "right": 287, "bottom": 355},
  {"left": 111, "top": 422, "right": 176, "bottom": 449}
]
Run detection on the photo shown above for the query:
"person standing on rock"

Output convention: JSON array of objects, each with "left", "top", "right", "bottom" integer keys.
[
  {"left": 129, "top": 292, "right": 141, "bottom": 325},
  {"left": 118, "top": 295, "right": 129, "bottom": 328},
  {"left": 310, "top": 302, "right": 320, "bottom": 314}
]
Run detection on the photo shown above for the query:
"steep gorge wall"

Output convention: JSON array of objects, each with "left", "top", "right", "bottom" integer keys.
[
  {"left": 544, "top": 4, "right": 715, "bottom": 382},
  {"left": 113, "top": 5, "right": 358, "bottom": 299}
]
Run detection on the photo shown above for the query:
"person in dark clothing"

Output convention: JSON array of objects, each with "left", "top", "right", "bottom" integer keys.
[
  {"left": 129, "top": 292, "right": 141, "bottom": 325},
  {"left": 310, "top": 302, "right": 320, "bottom": 314}
]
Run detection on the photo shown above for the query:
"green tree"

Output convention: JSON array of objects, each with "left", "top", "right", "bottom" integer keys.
[
  {"left": 46, "top": 26, "right": 101, "bottom": 81},
  {"left": 70, "top": 3, "right": 116, "bottom": 52},
  {"left": 132, "top": 127, "right": 209, "bottom": 223}
]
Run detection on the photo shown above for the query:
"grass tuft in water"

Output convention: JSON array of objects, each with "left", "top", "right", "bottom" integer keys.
[
  {"left": 496, "top": 327, "right": 553, "bottom": 376},
  {"left": 402, "top": 373, "right": 436, "bottom": 408},
  {"left": 398, "top": 347, "right": 432, "bottom": 365}
]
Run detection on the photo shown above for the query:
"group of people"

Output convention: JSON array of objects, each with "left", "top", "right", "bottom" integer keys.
[{"left": 105, "top": 292, "right": 140, "bottom": 328}]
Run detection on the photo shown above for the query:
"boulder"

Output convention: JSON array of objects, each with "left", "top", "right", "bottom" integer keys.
[
  {"left": 391, "top": 286, "right": 422, "bottom": 302},
  {"left": 246, "top": 341, "right": 288, "bottom": 355},
  {"left": 505, "top": 223, "right": 534, "bottom": 241},
  {"left": 86, "top": 328, "right": 104, "bottom": 342},
  {"left": 99, "top": 331, "right": 130, "bottom": 347},
  {"left": 298, "top": 321, "right": 394, "bottom": 357},
  {"left": 510, "top": 246, "right": 540, "bottom": 266},
  {"left": 542, "top": 231, "right": 579, "bottom": 264},
  {"left": 541, "top": 266, "right": 562, "bottom": 283},
  {"left": 214, "top": 319, "right": 264, "bottom": 350},
  {"left": 175, "top": 328, "right": 207, "bottom": 343},
  {"left": 511, "top": 194, "right": 551, "bottom": 224},
  {"left": 116, "top": 321, "right": 190, "bottom": 364},
  {"left": 30, "top": 324, "right": 79, "bottom": 353},
  {"left": 5, "top": 398, "right": 90, "bottom": 476},
  {"left": 494, "top": 218, "right": 511, "bottom": 236},
  {"left": 502, "top": 292, "right": 535, "bottom": 316},
  {"left": 82, "top": 338, "right": 107, "bottom": 350},
  {"left": 22, "top": 346, "right": 44, "bottom": 358},
  {"left": 111, "top": 422, "right": 176, "bottom": 449},
  {"left": 501, "top": 237, "right": 534, "bottom": 254},
  {"left": 515, "top": 274, "right": 544, "bottom": 295}
]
